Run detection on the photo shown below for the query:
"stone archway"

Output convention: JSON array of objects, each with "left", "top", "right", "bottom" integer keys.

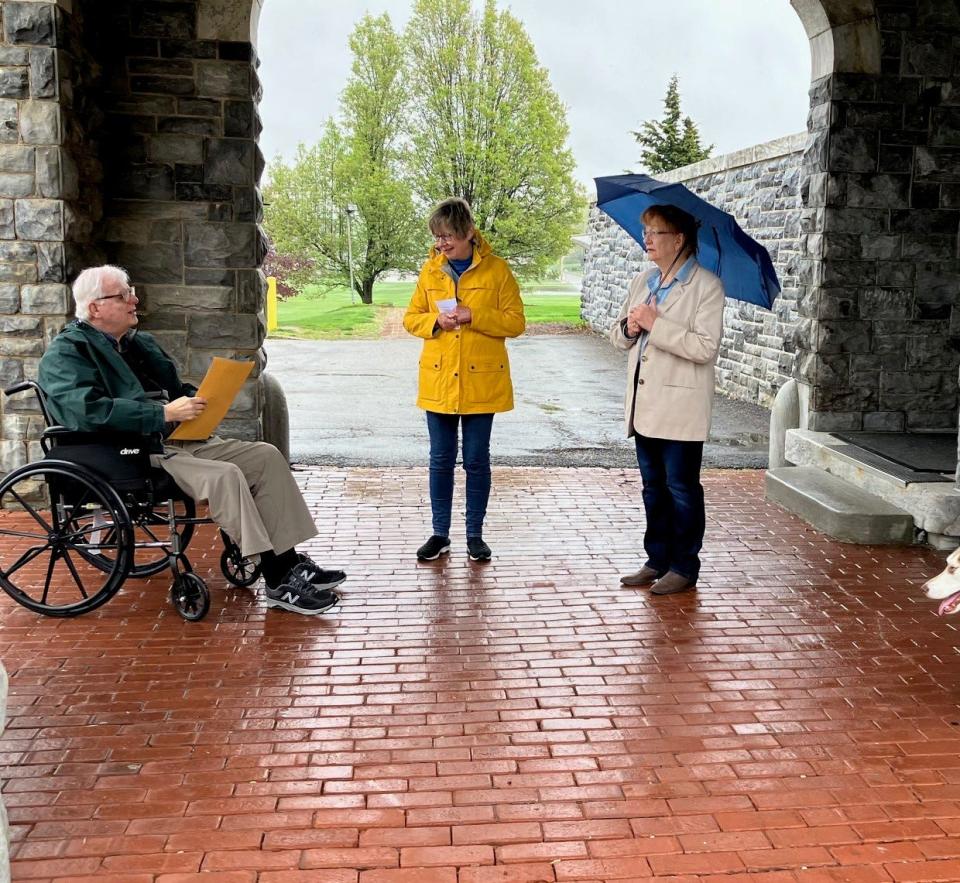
[{"left": 1, "top": 0, "right": 959, "bottom": 475}]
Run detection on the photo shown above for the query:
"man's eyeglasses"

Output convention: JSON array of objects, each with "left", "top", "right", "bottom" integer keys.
[
  {"left": 96, "top": 286, "right": 136, "bottom": 303},
  {"left": 433, "top": 233, "right": 456, "bottom": 243}
]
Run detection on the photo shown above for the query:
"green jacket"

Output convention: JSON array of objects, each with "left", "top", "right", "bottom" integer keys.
[{"left": 38, "top": 321, "right": 195, "bottom": 437}]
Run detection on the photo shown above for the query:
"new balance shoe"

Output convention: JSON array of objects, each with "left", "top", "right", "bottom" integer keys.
[
  {"left": 467, "top": 536, "right": 491, "bottom": 562},
  {"left": 417, "top": 535, "right": 451, "bottom": 561},
  {"left": 296, "top": 553, "right": 346, "bottom": 590},
  {"left": 265, "top": 564, "right": 341, "bottom": 615}
]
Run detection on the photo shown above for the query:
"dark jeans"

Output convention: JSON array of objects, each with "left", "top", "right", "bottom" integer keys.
[
  {"left": 633, "top": 434, "right": 705, "bottom": 581},
  {"left": 426, "top": 411, "right": 494, "bottom": 538}
]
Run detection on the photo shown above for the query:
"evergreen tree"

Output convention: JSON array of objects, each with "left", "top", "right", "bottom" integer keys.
[{"left": 632, "top": 75, "right": 713, "bottom": 173}]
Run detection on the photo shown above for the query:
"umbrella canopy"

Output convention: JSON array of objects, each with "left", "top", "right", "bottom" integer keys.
[{"left": 594, "top": 174, "right": 781, "bottom": 309}]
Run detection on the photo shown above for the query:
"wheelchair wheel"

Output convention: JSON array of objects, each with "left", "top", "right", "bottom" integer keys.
[
  {"left": 85, "top": 495, "right": 197, "bottom": 579},
  {"left": 220, "top": 542, "right": 261, "bottom": 588},
  {"left": 0, "top": 461, "right": 133, "bottom": 617},
  {"left": 171, "top": 571, "right": 209, "bottom": 621}
]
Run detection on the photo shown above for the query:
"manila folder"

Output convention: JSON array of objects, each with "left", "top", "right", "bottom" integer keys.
[{"left": 168, "top": 357, "right": 254, "bottom": 441}]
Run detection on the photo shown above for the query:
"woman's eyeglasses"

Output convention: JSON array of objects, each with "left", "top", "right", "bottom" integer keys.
[{"left": 433, "top": 233, "right": 456, "bottom": 243}]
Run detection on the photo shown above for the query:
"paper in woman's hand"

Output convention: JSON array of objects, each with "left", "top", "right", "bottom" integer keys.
[
  {"left": 168, "top": 357, "right": 254, "bottom": 441},
  {"left": 436, "top": 298, "right": 457, "bottom": 313}
]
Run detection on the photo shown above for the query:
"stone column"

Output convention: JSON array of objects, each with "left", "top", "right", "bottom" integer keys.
[
  {"left": 0, "top": 0, "right": 77, "bottom": 474},
  {"left": 95, "top": 0, "right": 268, "bottom": 441},
  {"left": 795, "top": 3, "right": 960, "bottom": 435}
]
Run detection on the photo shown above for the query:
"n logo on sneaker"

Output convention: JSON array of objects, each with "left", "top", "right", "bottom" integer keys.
[{"left": 282, "top": 592, "right": 300, "bottom": 605}]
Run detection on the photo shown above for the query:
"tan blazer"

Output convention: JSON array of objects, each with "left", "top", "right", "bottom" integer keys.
[{"left": 609, "top": 261, "right": 725, "bottom": 442}]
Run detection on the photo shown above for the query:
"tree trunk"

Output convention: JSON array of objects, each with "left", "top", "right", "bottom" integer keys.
[{"left": 359, "top": 277, "right": 374, "bottom": 305}]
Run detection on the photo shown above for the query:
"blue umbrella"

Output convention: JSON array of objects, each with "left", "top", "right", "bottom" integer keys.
[{"left": 594, "top": 173, "right": 781, "bottom": 309}]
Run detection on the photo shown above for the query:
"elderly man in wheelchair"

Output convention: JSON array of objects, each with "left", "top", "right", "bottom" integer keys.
[{"left": 0, "top": 265, "right": 345, "bottom": 621}]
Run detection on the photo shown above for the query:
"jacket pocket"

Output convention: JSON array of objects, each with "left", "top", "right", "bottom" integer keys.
[
  {"left": 418, "top": 355, "right": 443, "bottom": 402},
  {"left": 662, "top": 358, "right": 697, "bottom": 389},
  {"left": 467, "top": 360, "right": 508, "bottom": 403}
]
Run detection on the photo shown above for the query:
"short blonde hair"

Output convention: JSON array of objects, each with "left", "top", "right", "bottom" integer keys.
[
  {"left": 428, "top": 197, "right": 475, "bottom": 239},
  {"left": 73, "top": 265, "right": 130, "bottom": 321}
]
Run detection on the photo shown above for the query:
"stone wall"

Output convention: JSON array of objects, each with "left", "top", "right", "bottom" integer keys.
[
  {"left": 0, "top": 0, "right": 83, "bottom": 474},
  {"left": 93, "top": 0, "right": 268, "bottom": 439},
  {"left": 582, "top": 134, "right": 806, "bottom": 408},
  {"left": 0, "top": 0, "right": 267, "bottom": 476}
]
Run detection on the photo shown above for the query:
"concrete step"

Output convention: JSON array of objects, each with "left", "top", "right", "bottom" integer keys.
[{"left": 765, "top": 466, "right": 915, "bottom": 544}]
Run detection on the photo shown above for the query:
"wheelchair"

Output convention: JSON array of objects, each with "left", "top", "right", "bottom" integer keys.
[{"left": 0, "top": 381, "right": 262, "bottom": 621}]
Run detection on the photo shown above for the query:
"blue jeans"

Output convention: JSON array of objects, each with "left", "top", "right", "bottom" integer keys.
[
  {"left": 426, "top": 412, "right": 495, "bottom": 537},
  {"left": 634, "top": 434, "right": 705, "bottom": 581}
]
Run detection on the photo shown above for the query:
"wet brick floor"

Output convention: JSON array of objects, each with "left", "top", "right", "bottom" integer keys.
[{"left": 1, "top": 467, "right": 958, "bottom": 883}]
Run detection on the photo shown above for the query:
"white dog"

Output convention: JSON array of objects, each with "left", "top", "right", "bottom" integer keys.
[{"left": 923, "top": 547, "right": 960, "bottom": 616}]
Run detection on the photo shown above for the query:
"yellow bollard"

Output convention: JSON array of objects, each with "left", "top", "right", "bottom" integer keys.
[{"left": 266, "top": 276, "right": 278, "bottom": 332}]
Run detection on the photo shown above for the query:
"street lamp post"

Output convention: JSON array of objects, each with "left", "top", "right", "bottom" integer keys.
[{"left": 345, "top": 204, "right": 357, "bottom": 305}]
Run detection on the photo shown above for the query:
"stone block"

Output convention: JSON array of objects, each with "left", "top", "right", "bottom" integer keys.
[
  {"left": 204, "top": 138, "right": 253, "bottom": 185},
  {"left": 19, "top": 100, "right": 60, "bottom": 144},
  {"left": 0, "top": 199, "right": 16, "bottom": 240},
  {"left": 161, "top": 39, "right": 217, "bottom": 60},
  {"left": 3, "top": 3, "right": 56, "bottom": 46},
  {"left": 846, "top": 173, "right": 910, "bottom": 209},
  {"left": 0, "top": 47, "right": 28, "bottom": 65},
  {"left": 14, "top": 198, "right": 62, "bottom": 240},
  {"left": 158, "top": 116, "right": 220, "bottom": 137},
  {"left": 0, "top": 439, "right": 28, "bottom": 473},
  {"left": 111, "top": 242, "right": 182, "bottom": 284},
  {"left": 29, "top": 47, "right": 55, "bottom": 99},
  {"left": 145, "top": 284, "right": 233, "bottom": 312},
  {"left": 0, "top": 69, "right": 29, "bottom": 99},
  {"left": 0, "top": 283, "right": 19, "bottom": 312},
  {"left": 36, "top": 145, "right": 78, "bottom": 199},
  {"left": 0, "top": 98, "right": 18, "bottom": 143},
  {"left": 110, "top": 165, "right": 174, "bottom": 201},
  {"left": 187, "top": 313, "right": 258, "bottom": 348},
  {"left": 133, "top": 2, "right": 196, "bottom": 39},
  {"left": 37, "top": 242, "right": 64, "bottom": 282},
  {"left": 0, "top": 172, "right": 34, "bottom": 198},
  {"left": 0, "top": 146, "right": 34, "bottom": 174},
  {"left": 0, "top": 241, "right": 35, "bottom": 263},
  {"left": 20, "top": 282, "right": 67, "bottom": 313},
  {"left": 0, "top": 260, "right": 36, "bottom": 283},
  {"left": 183, "top": 221, "right": 256, "bottom": 268},
  {"left": 130, "top": 75, "right": 196, "bottom": 97},
  {"left": 224, "top": 100, "right": 255, "bottom": 138},
  {"left": 147, "top": 134, "right": 203, "bottom": 165},
  {"left": 197, "top": 61, "right": 250, "bottom": 99}
]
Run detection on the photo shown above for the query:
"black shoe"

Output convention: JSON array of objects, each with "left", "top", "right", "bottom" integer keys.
[
  {"left": 265, "top": 564, "right": 341, "bottom": 615},
  {"left": 296, "top": 553, "right": 346, "bottom": 589},
  {"left": 417, "top": 535, "right": 451, "bottom": 561},
  {"left": 467, "top": 536, "right": 491, "bottom": 562}
]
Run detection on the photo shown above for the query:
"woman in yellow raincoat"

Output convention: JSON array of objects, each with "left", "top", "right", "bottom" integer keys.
[{"left": 403, "top": 198, "right": 525, "bottom": 562}]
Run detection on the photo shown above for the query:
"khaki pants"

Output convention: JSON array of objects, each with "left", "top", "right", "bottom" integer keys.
[{"left": 153, "top": 437, "right": 318, "bottom": 558}]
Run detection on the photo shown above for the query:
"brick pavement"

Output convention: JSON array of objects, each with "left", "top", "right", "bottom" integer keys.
[{"left": 1, "top": 466, "right": 958, "bottom": 883}]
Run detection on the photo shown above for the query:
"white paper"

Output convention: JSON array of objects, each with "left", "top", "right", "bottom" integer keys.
[{"left": 436, "top": 298, "right": 457, "bottom": 313}]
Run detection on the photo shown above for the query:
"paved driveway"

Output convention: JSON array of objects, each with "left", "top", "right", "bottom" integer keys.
[{"left": 265, "top": 333, "right": 770, "bottom": 468}]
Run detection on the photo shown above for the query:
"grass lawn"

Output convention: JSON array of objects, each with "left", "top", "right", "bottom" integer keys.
[{"left": 274, "top": 280, "right": 583, "bottom": 340}]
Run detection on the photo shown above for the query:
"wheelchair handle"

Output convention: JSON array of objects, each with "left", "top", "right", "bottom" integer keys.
[{"left": 4, "top": 381, "right": 38, "bottom": 397}]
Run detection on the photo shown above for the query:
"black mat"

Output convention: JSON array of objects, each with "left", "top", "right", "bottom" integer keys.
[{"left": 832, "top": 431, "right": 956, "bottom": 474}]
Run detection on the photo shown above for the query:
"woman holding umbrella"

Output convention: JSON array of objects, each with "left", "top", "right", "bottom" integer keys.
[{"left": 610, "top": 203, "right": 725, "bottom": 595}]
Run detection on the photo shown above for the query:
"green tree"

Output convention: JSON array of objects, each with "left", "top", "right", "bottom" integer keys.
[
  {"left": 632, "top": 74, "right": 713, "bottom": 173},
  {"left": 404, "top": 0, "right": 585, "bottom": 277},
  {"left": 264, "top": 14, "right": 422, "bottom": 303}
]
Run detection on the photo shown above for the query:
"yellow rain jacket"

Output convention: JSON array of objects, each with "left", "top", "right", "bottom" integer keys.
[{"left": 403, "top": 230, "right": 525, "bottom": 414}]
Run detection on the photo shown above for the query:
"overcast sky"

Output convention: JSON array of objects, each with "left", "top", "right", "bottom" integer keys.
[{"left": 257, "top": 1, "right": 812, "bottom": 190}]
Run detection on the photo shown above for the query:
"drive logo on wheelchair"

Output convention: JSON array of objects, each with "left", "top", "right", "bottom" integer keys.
[{"left": 119, "top": 447, "right": 141, "bottom": 456}]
